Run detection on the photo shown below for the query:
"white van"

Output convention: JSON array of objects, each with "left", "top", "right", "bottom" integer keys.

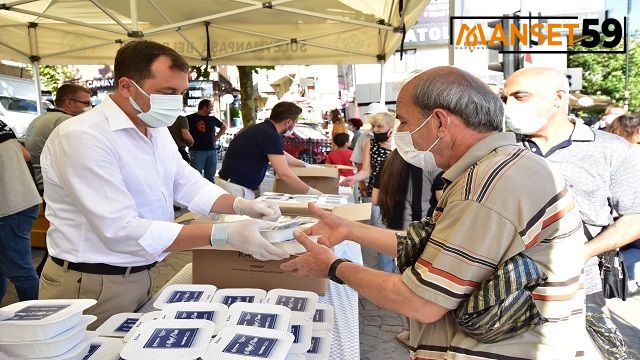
[{"left": 0, "top": 74, "right": 52, "bottom": 137}]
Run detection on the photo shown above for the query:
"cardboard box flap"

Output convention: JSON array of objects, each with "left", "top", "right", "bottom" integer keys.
[{"left": 276, "top": 165, "right": 339, "bottom": 179}]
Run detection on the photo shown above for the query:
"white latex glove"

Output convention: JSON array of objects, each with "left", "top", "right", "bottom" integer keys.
[
  {"left": 233, "top": 197, "right": 281, "bottom": 222},
  {"left": 225, "top": 219, "right": 291, "bottom": 261},
  {"left": 306, "top": 187, "right": 323, "bottom": 196}
]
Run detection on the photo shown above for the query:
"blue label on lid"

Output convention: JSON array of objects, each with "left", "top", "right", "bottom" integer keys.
[
  {"left": 222, "top": 334, "right": 277, "bottom": 358},
  {"left": 143, "top": 328, "right": 199, "bottom": 348},
  {"left": 114, "top": 317, "right": 139, "bottom": 332},
  {"left": 274, "top": 295, "right": 307, "bottom": 312},
  {"left": 307, "top": 336, "right": 321, "bottom": 354},
  {"left": 82, "top": 344, "right": 101, "bottom": 360},
  {"left": 290, "top": 325, "right": 301, "bottom": 343},
  {"left": 236, "top": 311, "right": 278, "bottom": 329},
  {"left": 167, "top": 291, "right": 203, "bottom": 303},
  {"left": 313, "top": 309, "right": 324, "bottom": 322},
  {"left": 9, "top": 305, "right": 70, "bottom": 321},
  {"left": 222, "top": 295, "right": 255, "bottom": 306},
  {"left": 175, "top": 311, "right": 215, "bottom": 321}
]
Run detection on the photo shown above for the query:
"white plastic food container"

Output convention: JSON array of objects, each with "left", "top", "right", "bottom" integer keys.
[
  {"left": 0, "top": 299, "right": 96, "bottom": 342},
  {"left": 160, "top": 302, "right": 229, "bottom": 335},
  {"left": 120, "top": 319, "right": 215, "bottom": 360},
  {"left": 153, "top": 284, "right": 217, "bottom": 309},
  {"left": 288, "top": 317, "right": 313, "bottom": 354},
  {"left": 0, "top": 315, "right": 95, "bottom": 358},
  {"left": 264, "top": 289, "right": 318, "bottom": 321},
  {"left": 260, "top": 217, "right": 316, "bottom": 243},
  {"left": 80, "top": 336, "right": 124, "bottom": 360},
  {"left": 95, "top": 312, "right": 144, "bottom": 338},
  {"left": 204, "top": 325, "right": 294, "bottom": 360},
  {"left": 123, "top": 311, "right": 161, "bottom": 343},
  {"left": 304, "top": 330, "right": 332, "bottom": 360},
  {"left": 226, "top": 302, "right": 291, "bottom": 332},
  {"left": 311, "top": 303, "right": 334, "bottom": 331},
  {"left": 31, "top": 331, "right": 98, "bottom": 360},
  {"left": 212, "top": 288, "right": 266, "bottom": 307}
]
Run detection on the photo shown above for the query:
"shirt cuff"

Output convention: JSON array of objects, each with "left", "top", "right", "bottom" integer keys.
[
  {"left": 188, "top": 183, "right": 228, "bottom": 215},
  {"left": 138, "top": 221, "right": 184, "bottom": 258}
]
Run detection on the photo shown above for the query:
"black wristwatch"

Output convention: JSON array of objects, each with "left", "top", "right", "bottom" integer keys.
[{"left": 327, "top": 258, "right": 352, "bottom": 284}]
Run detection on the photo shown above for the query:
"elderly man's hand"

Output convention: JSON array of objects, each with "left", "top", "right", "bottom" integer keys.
[
  {"left": 301, "top": 203, "right": 352, "bottom": 248},
  {"left": 233, "top": 197, "right": 281, "bottom": 221},
  {"left": 224, "top": 219, "right": 290, "bottom": 261},
  {"left": 280, "top": 230, "right": 337, "bottom": 278}
]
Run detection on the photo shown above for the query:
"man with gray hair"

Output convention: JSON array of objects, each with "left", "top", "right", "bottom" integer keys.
[
  {"left": 504, "top": 67, "right": 640, "bottom": 359},
  {"left": 281, "top": 66, "right": 587, "bottom": 358}
]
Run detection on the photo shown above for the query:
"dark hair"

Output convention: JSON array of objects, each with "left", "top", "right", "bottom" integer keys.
[
  {"left": 55, "top": 84, "right": 90, "bottom": 107},
  {"left": 378, "top": 151, "right": 413, "bottom": 230},
  {"left": 330, "top": 109, "right": 345, "bottom": 124},
  {"left": 269, "top": 101, "right": 302, "bottom": 123},
  {"left": 606, "top": 113, "right": 640, "bottom": 144},
  {"left": 333, "top": 132, "right": 350, "bottom": 147},
  {"left": 347, "top": 118, "right": 363, "bottom": 129},
  {"left": 198, "top": 99, "right": 212, "bottom": 110},
  {"left": 114, "top": 40, "right": 190, "bottom": 84}
]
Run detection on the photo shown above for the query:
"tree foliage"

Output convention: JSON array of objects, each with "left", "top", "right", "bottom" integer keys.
[
  {"left": 568, "top": 33, "right": 640, "bottom": 112},
  {"left": 29, "top": 65, "right": 75, "bottom": 93},
  {"left": 237, "top": 66, "right": 274, "bottom": 127}
]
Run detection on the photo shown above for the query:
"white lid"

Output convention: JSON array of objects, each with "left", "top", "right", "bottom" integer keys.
[
  {"left": 226, "top": 302, "right": 291, "bottom": 332},
  {"left": 316, "top": 195, "right": 348, "bottom": 208},
  {"left": 260, "top": 217, "right": 316, "bottom": 243},
  {"left": 311, "top": 303, "right": 334, "bottom": 331},
  {"left": 0, "top": 299, "right": 96, "bottom": 342},
  {"left": 80, "top": 336, "right": 124, "bottom": 360},
  {"left": 285, "top": 354, "right": 305, "bottom": 360},
  {"left": 288, "top": 317, "right": 313, "bottom": 354},
  {"left": 160, "top": 302, "right": 229, "bottom": 335},
  {"left": 0, "top": 315, "right": 95, "bottom": 358},
  {"left": 95, "top": 312, "right": 144, "bottom": 338},
  {"left": 212, "top": 288, "right": 267, "bottom": 307},
  {"left": 264, "top": 289, "right": 318, "bottom": 321},
  {"left": 31, "top": 331, "right": 98, "bottom": 360},
  {"left": 204, "top": 325, "right": 294, "bottom": 360},
  {"left": 304, "top": 330, "right": 332, "bottom": 359},
  {"left": 153, "top": 284, "right": 217, "bottom": 309},
  {"left": 123, "top": 312, "right": 161, "bottom": 343},
  {"left": 120, "top": 319, "right": 215, "bottom": 360}
]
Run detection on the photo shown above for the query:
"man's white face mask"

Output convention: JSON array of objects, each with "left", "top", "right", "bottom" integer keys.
[
  {"left": 395, "top": 114, "right": 440, "bottom": 170},
  {"left": 128, "top": 80, "right": 183, "bottom": 128},
  {"left": 504, "top": 99, "right": 558, "bottom": 135}
]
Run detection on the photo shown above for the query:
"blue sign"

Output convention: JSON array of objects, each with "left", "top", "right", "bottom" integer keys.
[
  {"left": 222, "top": 295, "right": 255, "bottom": 306},
  {"left": 114, "top": 318, "right": 139, "bottom": 332},
  {"left": 175, "top": 311, "right": 215, "bottom": 321},
  {"left": 307, "top": 337, "right": 321, "bottom": 354},
  {"left": 237, "top": 312, "right": 278, "bottom": 329},
  {"left": 313, "top": 309, "right": 324, "bottom": 323},
  {"left": 167, "top": 291, "right": 203, "bottom": 303},
  {"left": 82, "top": 344, "right": 101, "bottom": 360},
  {"left": 10, "top": 305, "right": 70, "bottom": 321},
  {"left": 222, "top": 334, "right": 277, "bottom": 358},
  {"left": 275, "top": 296, "right": 307, "bottom": 312},
  {"left": 143, "top": 328, "right": 199, "bottom": 349},
  {"left": 290, "top": 325, "right": 301, "bottom": 343}
]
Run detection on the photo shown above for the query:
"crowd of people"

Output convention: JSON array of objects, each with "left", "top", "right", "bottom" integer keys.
[{"left": 0, "top": 39, "right": 639, "bottom": 359}]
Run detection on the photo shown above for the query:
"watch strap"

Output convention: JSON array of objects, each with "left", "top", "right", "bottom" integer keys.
[
  {"left": 327, "top": 258, "right": 352, "bottom": 284},
  {"left": 210, "top": 224, "right": 227, "bottom": 248}
]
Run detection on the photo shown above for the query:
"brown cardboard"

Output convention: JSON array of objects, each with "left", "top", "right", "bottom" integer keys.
[
  {"left": 31, "top": 202, "right": 48, "bottom": 248},
  {"left": 273, "top": 165, "right": 339, "bottom": 195},
  {"left": 278, "top": 202, "right": 371, "bottom": 222},
  {"left": 192, "top": 249, "right": 328, "bottom": 295}
]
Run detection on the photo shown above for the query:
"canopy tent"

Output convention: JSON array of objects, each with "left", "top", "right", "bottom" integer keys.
[{"left": 0, "top": 0, "right": 429, "bottom": 66}]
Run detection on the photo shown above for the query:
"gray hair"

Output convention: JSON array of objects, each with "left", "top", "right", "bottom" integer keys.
[
  {"left": 368, "top": 111, "right": 396, "bottom": 129},
  {"left": 412, "top": 67, "right": 503, "bottom": 132}
]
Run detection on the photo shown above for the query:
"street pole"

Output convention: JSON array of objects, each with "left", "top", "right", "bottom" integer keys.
[{"left": 624, "top": 0, "right": 631, "bottom": 111}]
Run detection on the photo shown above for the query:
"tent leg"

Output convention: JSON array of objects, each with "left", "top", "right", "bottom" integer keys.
[
  {"left": 31, "top": 60, "right": 43, "bottom": 115},
  {"left": 379, "top": 61, "right": 386, "bottom": 105}
]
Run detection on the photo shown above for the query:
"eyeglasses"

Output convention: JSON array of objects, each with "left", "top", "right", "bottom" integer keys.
[{"left": 69, "top": 98, "right": 91, "bottom": 106}]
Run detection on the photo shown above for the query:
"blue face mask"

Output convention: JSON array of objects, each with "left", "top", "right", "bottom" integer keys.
[{"left": 128, "top": 81, "right": 183, "bottom": 128}]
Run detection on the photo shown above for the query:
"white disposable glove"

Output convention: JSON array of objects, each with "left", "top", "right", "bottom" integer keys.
[
  {"left": 223, "top": 219, "right": 291, "bottom": 261},
  {"left": 306, "top": 187, "right": 323, "bottom": 196},
  {"left": 233, "top": 197, "right": 281, "bottom": 222}
]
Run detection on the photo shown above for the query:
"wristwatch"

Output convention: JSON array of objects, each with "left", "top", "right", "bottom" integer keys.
[
  {"left": 327, "top": 258, "right": 352, "bottom": 284},
  {"left": 210, "top": 224, "right": 228, "bottom": 248}
]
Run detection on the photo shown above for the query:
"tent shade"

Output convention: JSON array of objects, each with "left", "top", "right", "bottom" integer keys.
[{"left": 0, "top": 0, "right": 429, "bottom": 65}]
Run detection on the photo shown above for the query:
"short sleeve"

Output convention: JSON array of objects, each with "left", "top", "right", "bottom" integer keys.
[
  {"left": 260, "top": 128, "right": 284, "bottom": 155},
  {"left": 179, "top": 116, "right": 189, "bottom": 130},
  {"left": 401, "top": 199, "right": 523, "bottom": 309},
  {"left": 212, "top": 116, "right": 224, "bottom": 128},
  {"left": 610, "top": 145, "right": 640, "bottom": 215}
]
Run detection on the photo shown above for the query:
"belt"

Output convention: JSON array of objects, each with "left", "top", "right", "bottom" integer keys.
[
  {"left": 50, "top": 256, "right": 156, "bottom": 276},
  {"left": 219, "top": 176, "right": 256, "bottom": 191}
]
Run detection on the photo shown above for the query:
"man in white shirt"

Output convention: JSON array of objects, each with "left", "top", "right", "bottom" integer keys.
[{"left": 39, "top": 40, "right": 289, "bottom": 329}]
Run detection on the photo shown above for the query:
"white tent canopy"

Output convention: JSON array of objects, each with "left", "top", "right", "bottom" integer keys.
[{"left": 0, "top": 0, "right": 429, "bottom": 66}]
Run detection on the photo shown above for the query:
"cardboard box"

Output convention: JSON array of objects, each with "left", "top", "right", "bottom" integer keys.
[
  {"left": 273, "top": 165, "right": 339, "bottom": 195},
  {"left": 31, "top": 202, "right": 48, "bottom": 248},
  {"left": 278, "top": 202, "right": 371, "bottom": 222}
]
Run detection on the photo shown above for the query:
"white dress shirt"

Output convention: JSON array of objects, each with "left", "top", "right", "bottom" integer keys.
[{"left": 41, "top": 95, "right": 227, "bottom": 266}]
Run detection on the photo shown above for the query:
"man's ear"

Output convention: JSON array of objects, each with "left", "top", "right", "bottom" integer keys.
[
  {"left": 118, "top": 78, "right": 133, "bottom": 96},
  {"left": 432, "top": 108, "right": 451, "bottom": 138}
]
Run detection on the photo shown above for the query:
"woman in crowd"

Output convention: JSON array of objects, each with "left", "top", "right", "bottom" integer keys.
[
  {"left": 606, "top": 113, "right": 640, "bottom": 295},
  {"left": 347, "top": 117, "right": 363, "bottom": 150}
]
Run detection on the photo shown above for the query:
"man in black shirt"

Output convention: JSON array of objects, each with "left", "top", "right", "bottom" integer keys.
[
  {"left": 216, "top": 101, "right": 322, "bottom": 199},
  {"left": 187, "top": 99, "right": 226, "bottom": 182}
]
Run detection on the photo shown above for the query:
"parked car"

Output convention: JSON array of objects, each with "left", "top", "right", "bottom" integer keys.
[
  {"left": 283, "top": 122, "right": 331, "bottom": 164},
  {"left": 0, "top": 95, "right": 53, "bottom": 137}
]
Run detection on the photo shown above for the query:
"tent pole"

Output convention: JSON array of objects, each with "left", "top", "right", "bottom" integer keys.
[
  {"left": 379, "top": 60, "right": 386, "bottom": 105},
  {"left": 31, "top": 59, "right": 43, "bottom": 115},
  {"left": 130, "top": 0, "right": 139, "bottom": 32},
  {"left": 27, "top": 22, "right": 42, "bottom": 114}
]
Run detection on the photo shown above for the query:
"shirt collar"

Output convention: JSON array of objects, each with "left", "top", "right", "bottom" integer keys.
[
  {"left": 443, "top": 132, "right": 516, "bottom": 183},
  {"left": 102, "top": 95, "right": 137, "bottom": 132}
]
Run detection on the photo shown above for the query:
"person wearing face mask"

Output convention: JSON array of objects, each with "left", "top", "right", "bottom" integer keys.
[
  {"left": 187, "top": 99, "right": 227, "bottom": 182},
  {"left": 346, "top": 117, "right": 363, "bottom": 150},
  {"left": 280, "top": 67, "right": 587, "bottom": 359},
  {"left": 25, "top": 83, "right": 92, "bottom": 195},
  {"left": 216, "top": 101, "right": 322, "bottom": 199},
  {"left": 505, "top": 67, "right": 640, "bottom": 360},
  {"left": 38, "top": 41, "right": 289, "bottom": 330}
]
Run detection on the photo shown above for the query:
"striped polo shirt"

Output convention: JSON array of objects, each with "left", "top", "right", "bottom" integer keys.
[{"left": 402, "top": 132, "right": 586, "bottom": 359}]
